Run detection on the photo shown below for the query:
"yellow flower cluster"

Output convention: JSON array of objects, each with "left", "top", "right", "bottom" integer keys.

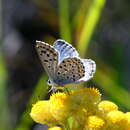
[{"left": 30, "top": 88, "right": 130, "bottom": 130}]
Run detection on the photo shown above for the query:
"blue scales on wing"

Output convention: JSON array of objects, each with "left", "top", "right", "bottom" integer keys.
[{"left": 53, "top": 39, "right": 79, "bottom": 64}]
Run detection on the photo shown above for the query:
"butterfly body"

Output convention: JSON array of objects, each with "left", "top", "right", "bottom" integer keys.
[{"left": 35, "top": 39, "right": 96, "bottom": 87}]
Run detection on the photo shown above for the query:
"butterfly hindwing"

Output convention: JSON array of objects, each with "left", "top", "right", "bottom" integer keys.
[
  {"left": 35, "top": 41, "right": 58, "bottom": 80},
  {"left": 54, "top": 57, "right": 85, "bottom": 86}
]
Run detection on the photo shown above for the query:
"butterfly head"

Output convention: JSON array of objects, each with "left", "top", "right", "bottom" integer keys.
[
  {"left": 47, "top": 79, "right": 59, "bottom": 87},
  {"left": 47, "top": 79, "right": 52, "bottom": 86}
]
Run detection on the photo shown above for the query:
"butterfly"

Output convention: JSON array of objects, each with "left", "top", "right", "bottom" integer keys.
[{"left": 35, "top": 39, "right": 96, "bottom": 88}]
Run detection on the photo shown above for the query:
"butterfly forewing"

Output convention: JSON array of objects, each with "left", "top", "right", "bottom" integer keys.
[
  {"left": 53, "top": 39, "right": 79, "bottom": 63},
  {"left": 54, "top": 57, "right": 85, "bottom": 86},
  {"left": 35, "top": 41, "right": 58, "bottom": 80}
]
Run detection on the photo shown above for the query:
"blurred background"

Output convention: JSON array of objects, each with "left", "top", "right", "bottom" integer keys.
[{"left": 1, "top": 0, "right": 130, "bottom": 130}]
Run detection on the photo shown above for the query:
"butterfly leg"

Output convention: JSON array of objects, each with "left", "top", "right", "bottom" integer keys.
[
  {"left": 48, "top": 86, "right": 56, "bottom": 93},
  {"left": 64, "top": 87, "right": 70, "bottom": 95}
]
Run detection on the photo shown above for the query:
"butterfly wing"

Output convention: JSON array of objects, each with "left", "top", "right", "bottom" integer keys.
[
  {"left": 53, "top": 39, "right": 79, "bottom": 63},
  {"left": 35, "top": 41, "right": 58, "bottom": 81},
  {"left": 54, "top": 57, "right": 85, "bottom": 86},
  {"left": 54, "top": 58, "right": 96, "bottom": 86},
  {"left": 78, "top": 59, "right": 96, "bottom": 82}
]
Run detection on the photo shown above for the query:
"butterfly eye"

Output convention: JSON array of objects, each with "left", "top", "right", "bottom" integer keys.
[{"left": 47, "top": 80, "right": 51, "bottom": 85}]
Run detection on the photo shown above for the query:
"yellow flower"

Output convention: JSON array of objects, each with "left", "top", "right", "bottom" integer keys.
[
  {"left": 71, "top": 88, "right": 101, "bottom": 114},
  {"left": 72, "top": 108, "right": 88, "bottom": 127},
  {"left": 30, "top": 101, "right": 58, "bottom": 126},
  {"left": 68, "top": 88, "right": 101, "bottom": 126},
  {"left": 71, "top": 88, "right": 101, "bottom": 104},
  {"left": 125, "top": 112, "right": 130, "bottom": 129},
  {"left": 30, "top": 87, "right": 130, "bottom": 130},
  {"left": 84, "top": 115, "right": 105, "bottom": 130},
  {"left": 98, "top": 100, "right": 118, "bottom": 116},
  {"left": 48, "top": 126, "right": 63, "bottom": 130},
  {"left": 106, "top": 110, "right": 127, "bottom": 130},
  {"left": 49, "top": 92, "right": 72, "bottom": 124}
]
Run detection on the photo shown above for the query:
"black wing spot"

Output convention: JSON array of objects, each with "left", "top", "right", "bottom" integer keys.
[
  {"left": 61, "top": 45, "right": 67, "bottom": 51},
  {"left": 72, "top": 69, "right": 75, "bottom": 71},
  {"left": 49, "top": 59, "right": 52, "bottom": 61},
  {"left": 47, "top": 54, "right": 50, "bottom": 57},
  {"left": 67, "top": 76, "right": 69, "bottom": 79},
  {"left": 64, "top": 68, "right": 68, "bottom": 71},
  {"left": 82, "top": 66, "right": 85, "bottom": 69},
  {"left": 73, "top": 78, "right": 76, "bottom": 81},
  {"left": 54, "top": 58, "right": 57, "bottom": 61},
  {"left": 50, "top": 50, "right": 53, "bottom": 53},
  {"left": 41, "top": 50, "right": 46, "bottom": 54},
  {"left": 53, "top": 53, "right": 57, "bottom": 56},
  {"left": 59, "top": 41, "right": 64, "bottom": 45},
  {"left": 82, "top": 74, "right": 85, "bottom": 77},
  {"left": 44, "top": 60, "right": 48, "bottom": 62},
  {"left": 59, "top": 66, "right": 62, "bottom": 68},
  {"left": 83, "top": 70, "right": 85, "bottom": 73},
  {"left": 92, "top": 70, "right": 95, "bottom": 72},
  {"left": 72, "top": 49, "right": 75, "bottom": 52},
  {"left": 90, "top": 62, "right": 94, "bottom": 65},
  {"left": 57, "top": 72, "right": 60, "bottom": 75},
  {"left": 78, "top": 74, "right": 81, "bottom": 77}
]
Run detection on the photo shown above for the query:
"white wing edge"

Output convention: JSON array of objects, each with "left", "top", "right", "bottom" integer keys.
[
  {"left": 78, "top": 59, "right": 96, "bottom": 82},
  {"left": 36, "top": 40, "right": 50, "bottom": 47}
]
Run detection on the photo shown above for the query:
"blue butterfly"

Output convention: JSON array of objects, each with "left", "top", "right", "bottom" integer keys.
[{"left": 35, "top": 39, "right": 96, "bottom": 88}]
